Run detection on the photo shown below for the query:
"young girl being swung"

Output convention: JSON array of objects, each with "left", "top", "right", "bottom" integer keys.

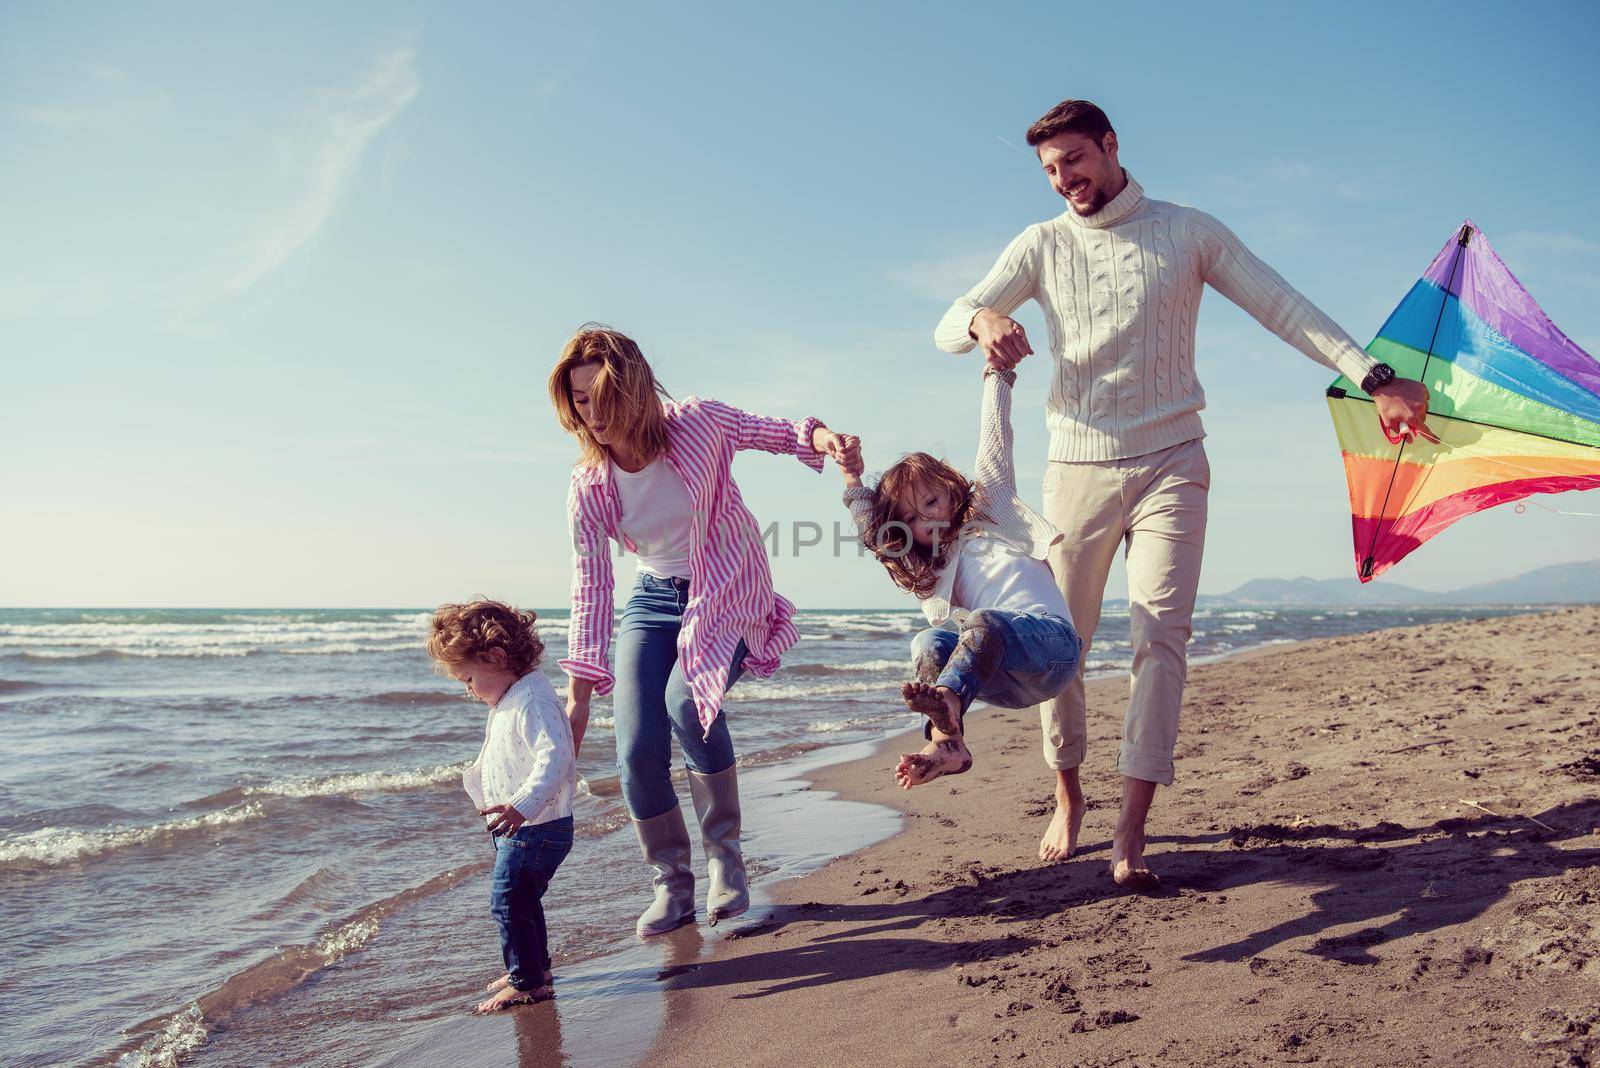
[{"left": 841, "top": 359, "right": 1082, "bottom": 844}]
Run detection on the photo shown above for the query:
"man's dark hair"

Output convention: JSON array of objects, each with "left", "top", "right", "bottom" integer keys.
[{"left": 1025, "top": 99, "right": 1115, "bottom": 148}]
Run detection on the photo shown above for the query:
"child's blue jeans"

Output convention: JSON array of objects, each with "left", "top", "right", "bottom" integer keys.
[
  {"left": 611, "top": 573, "right": 748, "bottom": 820},
  {"left": 911, "top": 609, "right": 1081, "bottom": 727},
  {"left": 490, "top": 816, "right": 574, "bottom": 991}
]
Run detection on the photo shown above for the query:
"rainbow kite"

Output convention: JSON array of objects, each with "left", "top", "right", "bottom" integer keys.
[{"left": 1326, "top": 221, "right": 1600, "bottom": 581}]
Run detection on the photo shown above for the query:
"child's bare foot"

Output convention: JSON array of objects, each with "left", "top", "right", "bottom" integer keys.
[
  {"left": 486, "top": 969, "right": 553, "bottom": 993},
  {"left": 900, "top": 680, "right": 962, "bottom": 737},
  {"left": 1110, "top": 828, "right": 1160, "bottom": 892},
  {"left": 474, "top": 982, "right": 552, "bottom": 1013},
  {"left": 894, "top": 736, "right": 972, "bottom": 789},
  {"left": 1038, "top": 787, "right": 1085, "bottom": 863}
]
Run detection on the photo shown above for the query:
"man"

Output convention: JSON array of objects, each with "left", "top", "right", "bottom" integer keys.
[{"left": 934, "top": 99, "right": 1430, "bottom": 889}]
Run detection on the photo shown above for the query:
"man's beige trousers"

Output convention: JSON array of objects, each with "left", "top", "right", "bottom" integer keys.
[{"left": 1040, "top": 438, "right": 1209, "bottom": 785}]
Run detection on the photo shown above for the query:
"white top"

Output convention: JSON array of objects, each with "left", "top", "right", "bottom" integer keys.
[
  {"left": 951, "top": 532, "right": 1071, "bottom": 622},
  {"left": 934, "top": 175, "right": 1379, "bottom": 463},
  {"left": 461, "top": 670, "right": 577, "bottom": 827},
  {"left": 610, "top": 458, "right": 694, "bottom": 579}
]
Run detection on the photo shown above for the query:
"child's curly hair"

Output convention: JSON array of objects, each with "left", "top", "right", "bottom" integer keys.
[{"left": 427, "top": 599, "right": 544, "bottom": 676}]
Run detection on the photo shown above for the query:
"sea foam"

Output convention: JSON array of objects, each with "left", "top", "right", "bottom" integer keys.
[
  {"left": 244, "top": 763, "right": 465, "bottom": 800},
  {"left": 0, "top": 802, "right": 265, "bottom": 869}
]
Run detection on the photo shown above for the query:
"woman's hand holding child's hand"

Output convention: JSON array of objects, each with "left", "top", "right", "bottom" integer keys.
[
  {"left": 813, "top": 427, "right": 864, "bottom": 479},
  {"left": 480, "top": 803, "right": 527, "bottom": 836}
]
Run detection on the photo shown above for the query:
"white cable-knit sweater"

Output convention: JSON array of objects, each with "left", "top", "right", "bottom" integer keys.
[{"left": 934, "top": 175, "right": 1379, "bottom": 463}]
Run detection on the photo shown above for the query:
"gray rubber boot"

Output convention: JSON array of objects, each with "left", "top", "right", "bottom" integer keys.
[
  {"left": 632, "top": 805, "right": 696, "bottom": 939},
  {"left": 687, "top": 766, "right": 750, "bottom": 925}
]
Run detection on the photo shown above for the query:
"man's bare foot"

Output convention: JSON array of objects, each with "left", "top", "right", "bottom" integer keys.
[
  {"left": 900, "top": 680, "right": 962, "bottom": 737},
  {"left": 1038, "top": 791, "right": 1085, "bottom": 863},
  {"left": 487, "top": 969, "right": 553, "bottom": 993},
  {"left": 474, "top": 982, "right": 552, "bottom": 1013},
  {"left": 1110, "top": 829, "right": 1159, "bottom": 892},
  {"left": 893, "top": 737, "right": 972, "bottom": 789}
]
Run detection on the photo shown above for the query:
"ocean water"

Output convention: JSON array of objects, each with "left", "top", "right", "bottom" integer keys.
[{"left": 0, "top": 603, "right": 1530, "bottom": 1067}]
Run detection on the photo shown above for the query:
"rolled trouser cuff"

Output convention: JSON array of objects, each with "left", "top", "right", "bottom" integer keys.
[
  {"left": 1118, "top": 743, "right": 1175, "bottom": 786},
  {"left": 1040, "top": 690, "right": 1087, "bottom": 771},
  {"left": 933, "top": 666, "right": 980, "bottom": 717},
  {"left": 1042, "top": 735, "right": 1086, "bottom": 771}
]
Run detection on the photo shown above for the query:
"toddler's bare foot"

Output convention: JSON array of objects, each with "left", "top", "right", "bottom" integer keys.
[
  {"left": 1038, "top": 790, "right": 1085, "bottom": 863},
  {"left": 474, "top": 982, "right": 552, "bottom": 1013},
  {"left": 486, "top": 969, "right": 553, "bottom": 993},
  {"left": 900, "top": 680, "right": 962, "bottom": 737},
  {"left": 894, "top": 736, "right": 972, "bottom": 789}
]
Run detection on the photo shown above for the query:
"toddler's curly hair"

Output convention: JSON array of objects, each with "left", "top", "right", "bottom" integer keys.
[{"left": 427, "top": 599, "right": 544, "bottom": 676}]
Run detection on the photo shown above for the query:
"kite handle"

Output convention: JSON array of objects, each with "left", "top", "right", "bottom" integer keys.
[{"left": 1384, "top": 420, "right": 1415, "bottom": 446}]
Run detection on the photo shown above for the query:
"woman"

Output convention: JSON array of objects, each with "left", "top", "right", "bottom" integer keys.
[{"left": 549, "top": 325, "right": 860, "bottom": 938}]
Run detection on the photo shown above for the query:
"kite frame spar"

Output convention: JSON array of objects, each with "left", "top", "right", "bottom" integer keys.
[{"left": 1334, "top": 223, "right": 1471, "bottom": 580}]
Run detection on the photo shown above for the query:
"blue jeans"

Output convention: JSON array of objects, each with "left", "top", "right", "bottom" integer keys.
[
  {"left": 910, "top": 609, "right": 1081, "bottom": 725},
  {"left": 612, "top": 573, "right": 747, "bottom": 820},
  {"left": 490, "top": 816, "right": 573, "bottom": 991}
]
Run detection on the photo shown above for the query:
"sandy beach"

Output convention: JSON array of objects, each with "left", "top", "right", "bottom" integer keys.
[
  {"left": 13, "top": 604, "right": 1539, "bottom": 1067},
  {"left": 646, "top": 607, "right": 1600, "bottom": 1067}
]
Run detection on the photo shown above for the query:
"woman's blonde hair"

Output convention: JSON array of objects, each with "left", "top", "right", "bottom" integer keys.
[
  {"left": 866, "top": 452, "right": 986, "bottom": 598},
  {"left": 548, "top": 325, "right": 671, "bottom": 468}
]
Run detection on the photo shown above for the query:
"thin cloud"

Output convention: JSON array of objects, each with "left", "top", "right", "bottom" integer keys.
[
  {"left": 530, "top": 73, "right": 564, "bottom": 101},
  {"left": 14, "top": 104, "right": 96, "bottom": 128},
  {"left": 12, "top": 65, "right": 166, "bottom": 129},
  {"left": 995, "top": 135, "right": 1031, "bottom": 158},
  {"left": 226, "top": 45, "right": 420, "bottom": 295},
  {"left": 1211, "top": 160, "right": 1392, "bottom": 204},
  {"left": 13, "top": 98, "right": 157, "bottom": 129},
  {"left": 1263, "top": 159, "right": 1314, "bottom": 182},
  {"left": 887, "top": 248, "right": 1002, "bottom": 302}
]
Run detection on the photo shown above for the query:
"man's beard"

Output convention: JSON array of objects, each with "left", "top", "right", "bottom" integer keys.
[
  {"left": 1068, "top": 166, "right": 1124, "bottom": 215},
  {"left": 1070, "top": 184, "right": 1109, "bottom": 215}
]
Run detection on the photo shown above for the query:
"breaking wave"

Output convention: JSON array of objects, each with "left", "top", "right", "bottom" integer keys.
[
  {"left": 117, "top": 867, "right": 477, "bottom": 1067},
  {"left": 0, "top": 803, "right": 265, "bottom": 870}
]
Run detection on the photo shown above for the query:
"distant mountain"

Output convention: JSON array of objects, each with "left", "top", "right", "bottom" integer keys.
[
  {"left": 1202, "top": 559, "right": 1600, "bottom": 606},
  {"left": 1449, "top": 560, "right": 1600, "bottom": 604},
  {"left": 1201, "top": 576, "right": 1432, "bottom": 606}
]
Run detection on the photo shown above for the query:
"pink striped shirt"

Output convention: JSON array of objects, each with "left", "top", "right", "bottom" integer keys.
[{"left": 559, "top": 396, "right": 825, "bottom": 735}]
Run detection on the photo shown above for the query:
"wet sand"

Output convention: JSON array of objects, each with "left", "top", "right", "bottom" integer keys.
[
  {"left": 386, "top": 741, "right": 901, "bottom": 1067},
  {"left": 648, "top": 607, "right": 1600, "bottom": 1067}
]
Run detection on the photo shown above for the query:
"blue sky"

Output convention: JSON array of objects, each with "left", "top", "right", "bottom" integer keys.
[{"left": 4, "top": 1, "right": 1598, "bottom": 608}]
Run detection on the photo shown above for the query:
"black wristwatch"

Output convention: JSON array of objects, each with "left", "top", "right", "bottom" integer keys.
[{"left": 1360, "top": 362, "right": 1397, "bottom": 394}]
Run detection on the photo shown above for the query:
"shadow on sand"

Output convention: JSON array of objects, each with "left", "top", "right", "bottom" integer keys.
[{"left": 658, "top": 799, "right": 1600, "bottom": 995}]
